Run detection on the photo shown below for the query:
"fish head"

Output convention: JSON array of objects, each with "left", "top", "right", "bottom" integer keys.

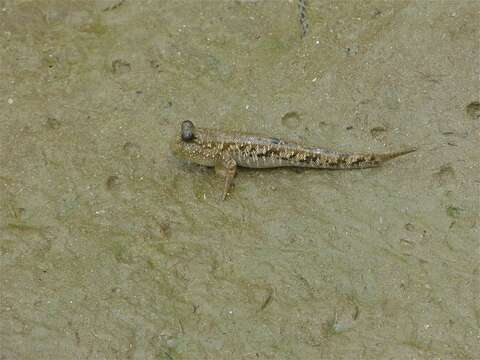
[{"left": 170, "top": 120, "right": 216, "bottom": 166}]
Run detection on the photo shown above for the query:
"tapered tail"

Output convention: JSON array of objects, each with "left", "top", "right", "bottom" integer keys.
[
  {"left": 375, "top": 147, "right": 417, "bottom": 162},
  {"left": 335, "top": 147, "right": 417, "bottom": 169}
]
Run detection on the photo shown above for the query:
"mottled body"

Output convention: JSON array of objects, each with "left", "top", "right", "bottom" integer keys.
[{"left": 171, "top": 121, "right": 415, "bottom": 199}]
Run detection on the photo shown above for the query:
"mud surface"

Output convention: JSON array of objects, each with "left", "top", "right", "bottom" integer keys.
[{"left": 0, "top": 1, "right": 479, "bottom": 359}]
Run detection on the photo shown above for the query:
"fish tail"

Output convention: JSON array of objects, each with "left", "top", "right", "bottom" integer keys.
[
  {"left": 337, "top": 147, "right": 416, "bottom": 169},
  {"left": 375, "top": 147, "right": 417, "bottom": 162}
]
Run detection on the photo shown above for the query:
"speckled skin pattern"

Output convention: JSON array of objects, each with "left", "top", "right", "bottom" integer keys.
[{"left": 171, "top": 120, "right": 415, "bottom": 170}]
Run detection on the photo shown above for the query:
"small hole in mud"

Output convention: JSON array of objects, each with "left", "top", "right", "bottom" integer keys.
[
  {"left": 106, "top": 175, "right": 120, "bottom": 190},
  {"left": 281, "top": 111, "right": 301, "bottom": 129}
]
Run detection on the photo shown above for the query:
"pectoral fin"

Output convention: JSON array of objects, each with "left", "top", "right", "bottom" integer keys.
[{"left": 215, "top": 157, "right": 237, "bottom": 200}]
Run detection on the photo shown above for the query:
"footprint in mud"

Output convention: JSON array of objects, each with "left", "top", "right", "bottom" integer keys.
[
  {"left": 465, "top": 101, "right": 480, "bottom": 120},
  {"left": 281, "top": 111, "right": 302, "bottom": 129},
  {"left": 370, "top": 125, "right": 387, "bottom": 140},
  {"left": 122, "top": 141, "right": 141, "bottom": 158},
  {"left": 45, "top": 117, "right": 61, "bottom": 130},
  {"left": 106, "top": 175, "right": 121, "bottom": 190},
  {"left": 446, "top": 205, "right": 462, "bottom": 219},
  {"left": 433, "top": 164, "right": 455, "bottom": 186},
  {"left": 112, "top": 59, "right": 131, "bottom": 74}
]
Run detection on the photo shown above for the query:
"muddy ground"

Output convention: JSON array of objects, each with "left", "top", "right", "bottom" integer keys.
[{"left": 0, "top": 0, "right": 478, "bottom": 359}]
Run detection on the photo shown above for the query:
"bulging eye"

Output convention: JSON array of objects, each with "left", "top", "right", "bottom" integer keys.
[{"left": 181, "top": 120, "right": 194, "bottom": 141}]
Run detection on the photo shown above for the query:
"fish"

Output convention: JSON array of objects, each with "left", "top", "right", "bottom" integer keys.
[{"left": 171, "top": 120, "right": 416, "bottom": 200}]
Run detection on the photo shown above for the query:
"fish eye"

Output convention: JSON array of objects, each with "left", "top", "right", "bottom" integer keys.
[{"left": 181, "top": 120, "right": 194, "bottom": 141}]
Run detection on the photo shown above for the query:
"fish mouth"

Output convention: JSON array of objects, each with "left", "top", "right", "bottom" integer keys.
[
  {"left": 170, "top": 135, "right": 186, "bottom": 159},
  {"left": 170, "top": 134, "right": 200, "bottom": 163}
]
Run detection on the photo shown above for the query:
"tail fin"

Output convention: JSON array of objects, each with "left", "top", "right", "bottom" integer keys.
[{"left": 376, "top": 147, "right": 417, "bottom": 162}]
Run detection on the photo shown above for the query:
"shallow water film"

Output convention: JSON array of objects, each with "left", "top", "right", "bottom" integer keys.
[{"left": 1, "top": 1, "right": 479, "bottom": 359}]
